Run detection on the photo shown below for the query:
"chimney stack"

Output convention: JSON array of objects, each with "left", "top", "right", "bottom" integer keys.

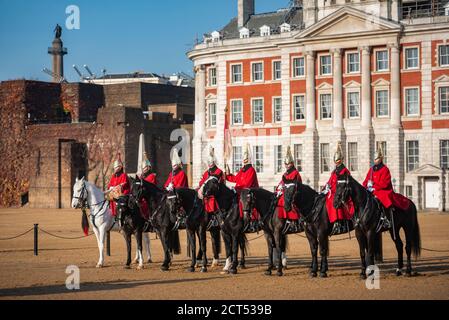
[{"left": 238, "top": 0, "right": 255, "bottom": 28}]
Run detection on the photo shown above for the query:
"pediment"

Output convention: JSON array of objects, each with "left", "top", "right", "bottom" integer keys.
[
  {"left": 205, "top": 93, "right": 217, "bottom": 100},
  {"left": 371, "top": 78, "right": 390, "bottom": 87},
  {"left": 410, "top": 164, "right": 443, "bottom": 175},
  {"left": 297, "top": 7, "right": 401, "bottom": 39},
  {"left": 434, "top": 74, "right": 449, "bottom": 83},
  {"left": 316, "top": 82, "right": 333, "bottom": 90},
  {"left": 343, "top": 80, "right": 361, "bottom": 89}
]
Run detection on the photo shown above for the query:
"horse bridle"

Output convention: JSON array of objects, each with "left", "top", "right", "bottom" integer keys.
[
  {"left": 73, "top": 182, "right": 88, "bottom": 209},
  {"left": 336, "top": 176, "right": 352, "bottom": 210},
  {"left": 283, "top": 182, "right": 298, "bottom": 211}
]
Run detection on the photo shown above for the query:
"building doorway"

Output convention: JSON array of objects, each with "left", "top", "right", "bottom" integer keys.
[{"left": 424, "top": 178, "right": 440, "bottom": 209}]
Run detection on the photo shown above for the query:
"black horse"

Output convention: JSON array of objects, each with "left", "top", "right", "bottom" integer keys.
[
  {"left": 130, "top": 177, "right": 181, "bottom": 271},
  {"left": 115, "top": 195, "right": 149, "bottom": 269},
  {"left": 284, "top": 182, "right": 369, "bottom": 278},
  {"left": 166, "top": 188, "right": 222, "bottom": 272},
  {"left": 333, "top": 173, "right": 421, "bottom": 278},
  {"left": 240, "top": 188, "right": 294, "bottom": 276},
  {"left": 202, "top": 177, "right": 248, "bottom": 274}
]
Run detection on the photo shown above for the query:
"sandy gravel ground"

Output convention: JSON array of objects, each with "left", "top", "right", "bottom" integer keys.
[{"left": 0, "top": 208, "right": 448, "bottom": 300}]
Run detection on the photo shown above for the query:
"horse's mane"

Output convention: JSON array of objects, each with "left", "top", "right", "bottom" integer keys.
[
  {"left": 141, "top": 178, "right": 164, "bottom": 194},
  {"left": 251, "top": 188, "right": 274, "bottom": 197},
  {"left": 297, "top": 183, "right": 318, "bottom": 200}
]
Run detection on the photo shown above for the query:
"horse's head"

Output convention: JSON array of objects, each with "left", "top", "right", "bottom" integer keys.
[
  {"left": 72, "top": 177, "right": 87, "bottom": 209},
  {"left": 202, "top": 176, "right": 220, "bottom": 198},
  {"left": 240, "top": 188, "right": 255, "bottom": 215},
  {"left": 166, "top": 189, "right": 182, "bottom": 216},
  {"left": 131, "top": 176, "right": 145, "bottom": 202},
  {"left": 334, "top": 172, "right": 351, "bottom": 209},
  {"left": 115, "top": 195, "right": 131, "bottom": 227},
  {"left": 283, "top": 182, "right": 299, "bottom": 213}
]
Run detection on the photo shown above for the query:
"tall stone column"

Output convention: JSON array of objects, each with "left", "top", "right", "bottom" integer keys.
[
  {"left": 305, "top": 51, "right": 316, "bottom": 131},
  {"left": 192, "top": 65, "right": 206, "bottom": 186},
  {"left": 304, "top": 50, "right": 319, "bottom": 189},
  {"left": 332, "top": 48, "right": 343, "bottom": 130},
  {"left": 361, "top": 46, "right": 372, "bottom": 129},
  {"left": 390, "top": 43, "right": 402, "bottom": 128}
]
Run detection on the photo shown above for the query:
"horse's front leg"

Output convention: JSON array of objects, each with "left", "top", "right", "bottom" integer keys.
[
  {"left": 159, "top": 229, "right": 170, "bottom": 271},
  {"left": 187, "top": 230, "right": 196, "bottom": 272},
  {"left": 318, "top": 231, "right": 329, "bottom": 278},
  {"left": 229, "top": 234, "right": 239, "bottom": 274},
  {"left": 274, "top": 227, "right": 284, "bottom": 277},
  {"left": 365, "top": 229, "right": 377, "bottom": 276},
  {"left": 306, "top": 227, "right": 319, "bottom": 278},
  {"left": 143, "top": 233, "right": 152, "bottom": 263},
  {"left": 135, "top": 231, "right": 144, "bottom": 270},
  {"left": 238, "top": 234, "right": 246, "bottom": 269},
  {"left": 97, "top": 226, "right": 107, "bottom": 268},
  {"left": 92, "top": 226, "right": 103, "bottom": 268},
  {"left": 390, "top": 228, "right": 404, "bottom": 276},
  {"left": 356, "top": 227, "right": 367, "bottom": 279},
  {"left": 124, "top": 232, "right": 132, "bottom": 268},
  {"left": 221, "top": 231, "right": 232, "bottom": 273},
  {"left": 199, "top": 225, "right": 208, "bottom": 273},
  {"left": 264, "top": 234, "right": 274, "bottom": 276}
]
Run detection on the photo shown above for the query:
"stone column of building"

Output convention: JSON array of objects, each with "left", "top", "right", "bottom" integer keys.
[
  {"left": 281, "top": 49, "right": 293, "bottom": 178},
  {"left": 304, "top": 50, "right": 319, "bottom": 189},
  {"left": 192, "top": 65, "right": 206, "bottom": 186},
  {"left": 359, "top": 45, "right": 375, "bottom": 175},
  {"left": 385, "top": 42, "right": 404, "bottom": 193},
  {"left": 214, "top": 59, "right": 227, "bottom": 172},
  {"left": 332, "top": 48, "right": 345, "bottom": 160}
]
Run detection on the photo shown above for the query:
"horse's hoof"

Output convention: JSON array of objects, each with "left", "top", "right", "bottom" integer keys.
[
  {"left": 310, "top": 272, "right": 317, "bottom": 278},
  {"left": 211, "top": 259, "right": 220, "bottom": 268},
  {"left": 229, "top": 268, "right": 238, "bottom": 275},
  {"left": 320, "top": 272, "right": 328, "bottom": 278},
  {"left": 201, "top": 267, "right": 207, "bottom": 273},
  {"left": 360, "top": 273, "right": 367, "bottom": 280},
  {"left": 187, "top": 267, "right": 195, "bottom": 273},
  {"left": 124, "top": 265, "right": 131, "bottom": 270},
  {"left": 96, "top": 263, "right": 103, "bottom": 269},
  {"left": 160, "top": 265, "right": 169, "bottom": 272},
  {"left": 277, "top": 271, "right": 283, "bottom": 277},
  {"left": 264, "top": 269, "right": 272, "bottom": 276},
  {"left": 147, "top": 259, "right": 153, "bottom": 264},
  {"left": 239, "top": 264, "right": 246, "bottom": 270},
  {"left": 132, "top": 259, "right": 139, "bottom": 265},
  {"left": 271, "top": 265, "right": 277, "bottom": 271},
  {"left": 396, "top": 270, "right": 403, "bottom": 277},
  {"left": 220, "top": 270, "right": 229, "bottom": 275},
  {"left": 137, "top": 265, "right": 144, "bottom": 270}
]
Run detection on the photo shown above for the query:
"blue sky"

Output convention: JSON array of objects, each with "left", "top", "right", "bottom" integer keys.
[{"left": 0, "top": 0, "right": 289, "bottom": 82}]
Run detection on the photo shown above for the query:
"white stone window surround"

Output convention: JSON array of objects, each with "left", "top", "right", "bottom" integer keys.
[
  {"left": 260, "top": 25, "right": 271, "bottom": 37},
  {"left": 317, "top": 82, "right": 333, "bottom": 120},
  {"left": 251, "top": 97, "right": 265, "bottom": 125},
  {"left": 403, "top": 46, "right": 420, "bottom": 71},
  {"left": 291, "top": 56, "right": 306, "bottom": 79},
  {"left": 372, "top": 79, "right": 390, "bottom": 118},
  {"left": 230, "top": 63, "right": 243, "bottom": 84},
  {"left": 345, "top": 50, "right": 361, "bottom": 75},
  {"left": 403, "top": 86, "right": 420, "bottom": 117},
  {"left": 239, "top": 27, "right": 250, "bottom": 39},
  {"left": 251, "top": 61, "right": 265, "bottom": 83},
  {"left": 208, "top": 102, "right": 217, "bottom": 128},
  {"left": 347, "top": 141, "right": 359, "bottom": 172},
  {"left": 292, "top": 94, "right": 306, "bottom": 122},
  {"left": 206, "top": 66, "right": 217, "bottom": 88},
  {"left": 272, "top": 60, "right": 282, "bottom": 81},
  {"left": 374, "top": 47, "right": 390, "bottom": 73},
  {"left": 230, "top": 98, "right": 244, "bottom": 126},
  {"left": 434, "top": 75, "right": 449, "bottom": 116},
  {"left": 346, "top": 90, "right": 361, "bottom": 119},
  {"left": 272, "top": 96, "right": 282, "bottom": 123},
  {"left": 405, "top": 139, "right": 420, "bottom": 173},
  {"left": 318, "top": 53, "right": 333, "bottom": 77},
  {"left": 274, "top": 145, "right": 283, "bottom": 174},
  {"left": 437, "top": 43, "right": 449, "bottom": 68},
  {"left": 280, "top": 23, "right": 291, "bottom": 33}
]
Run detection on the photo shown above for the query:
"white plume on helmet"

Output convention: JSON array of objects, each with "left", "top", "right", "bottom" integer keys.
[
  {"left": 284, "top": 146, "right": 294, "bottom": 165},
  {"left": 334, "top": 141, "right": 344, "bottom": 163},
  {"left": 207, "top": 146, "right": 217, "bottom": 167},
  {"left": 374, "top": 144, "right": 384, "bottom": 161},
  {"left": 171, "top": 148, "right": 182, "bottom": 167},
  {"left": 243, "top": 143, "right": 252, "bottom": 164}
]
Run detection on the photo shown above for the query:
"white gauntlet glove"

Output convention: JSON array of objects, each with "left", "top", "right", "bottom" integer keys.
[
  {"left": 166, "top": 183, "right": 174, "bottom": 192},
  {"left": 322, "top": 184, "right": 330, "bottom": 195},
  {"left": 367, "top": 181, "right": 375, "bottom": 193}
]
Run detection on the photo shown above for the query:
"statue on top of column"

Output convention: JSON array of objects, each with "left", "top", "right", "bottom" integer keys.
[{"left": 54, "top": 24, "right": 62, "bottom": 39}]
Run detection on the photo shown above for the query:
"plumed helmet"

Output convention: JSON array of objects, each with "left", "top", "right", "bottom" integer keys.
[
  {"left": 207, "top": 146, "right": 217, "bottom": 167},
  {"left": 284, "top": 146, "right": 294, "bottom": 165},
  {"left": 171, "top": 148, "right": 182, "bottom": 167},
  {"left": 113, "top": 153, "right": 123, "bottom": 170},
  {"left": 374, "top": 144, "right": 384, "bottom": 161},
  {"left": 334, "top": 141, "right": 344, "bottom": 163},
  {"left": 142, "top": 159, "right": 152, "bottom": 169},
  {"left": 243, "top": 143, "right": 252, "bottom": 164}
]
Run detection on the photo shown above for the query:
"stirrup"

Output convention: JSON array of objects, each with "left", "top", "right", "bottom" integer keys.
[{"left": 331, "top": 222, "right": 341, "bottom": 236}]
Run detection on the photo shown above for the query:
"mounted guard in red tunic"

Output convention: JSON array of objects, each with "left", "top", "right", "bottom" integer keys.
[
  {"left": 323, "top": 142, "right": 355, "bottom": 235},
  {"left": 139, "top": 156, "right": 157, "bottom": 220},
  {"left": 198, "top": 147, "right": 224, "bottom": 214},
  {"left": 164, "top": 148, "right": 189, "bottom": 191},
  {"left": 106, "top": 156, "right": 130, "bottom": 217}
]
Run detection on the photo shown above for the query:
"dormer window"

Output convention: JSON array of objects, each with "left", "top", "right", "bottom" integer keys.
[
  {"left": 280, "top": 23, "right": 291, "bottom": 33},
  {"left": 211, "top": 31, "right": 220, "bottom": 42},
  {"left": 239, "top": 27, "right": 249, "bottom": 39},
  {"left": 260, "top": 25, "right": 271, "bottom": 37}
]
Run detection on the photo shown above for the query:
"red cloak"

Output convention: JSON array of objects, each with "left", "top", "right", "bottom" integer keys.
[
  {"left": 277, "top": 167, "right": 302, "bottom": 220},
  {"left": 199, "top": 166, "right": 224, "bottom": 214},
  {"left": 325, "top": 165, "right": 355, "bottom": 223},
  {"left": 164, "top": 168, "right": 189, "bottom": 189},
  {"left": 107, "top": 171, "right": 130, "bottom": 216}
]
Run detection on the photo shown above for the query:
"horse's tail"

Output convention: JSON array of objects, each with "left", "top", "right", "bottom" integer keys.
[
  {"left": 239, "top": 233, "right": 249, "bottom": 256},
  {"left": 211, "top": 228, "right": 222, "bottom": 255},
  {"left": 169, "top": 230, "right": 181, "bottom": 255},
  {"left": 409, "top": 202, "right": 421, "bottom": 258},
  {"left": 81, "top": 209, "right": 89, "bottom": 236},
  {"left": 374, "top": 232, "right": 383, "bottom": 264}
]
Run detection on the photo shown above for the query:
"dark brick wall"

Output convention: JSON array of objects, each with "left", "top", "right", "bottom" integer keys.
[{"left": 61, "top": 83, "right": 104, "bottom": 122}]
